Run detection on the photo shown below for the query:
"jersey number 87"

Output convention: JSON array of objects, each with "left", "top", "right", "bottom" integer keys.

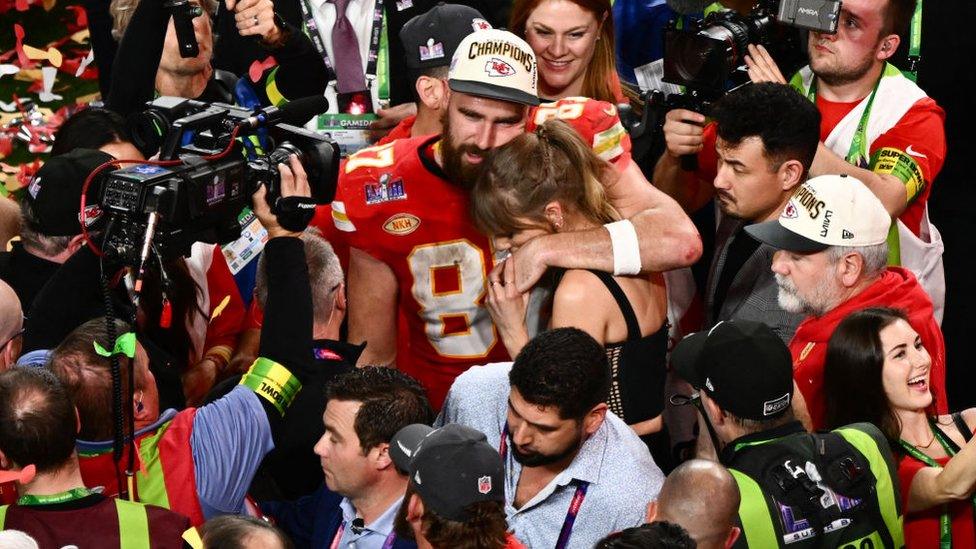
[{"left": 407, "top": 240, "right": 497, "bottom": 358}]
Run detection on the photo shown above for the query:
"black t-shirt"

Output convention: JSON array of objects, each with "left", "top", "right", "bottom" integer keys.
[
  {"left": 712, "top": 226, "right": 761, "bottom": 320},
  {"left": 0, "top": 242, "right": 61, "bottom": 314}
]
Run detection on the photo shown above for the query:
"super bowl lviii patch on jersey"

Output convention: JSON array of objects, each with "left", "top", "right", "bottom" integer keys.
[{"left": 365, "top": 173, "right": 407, "bottom": 205}]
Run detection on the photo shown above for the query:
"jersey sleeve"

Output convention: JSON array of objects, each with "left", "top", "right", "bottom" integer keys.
[
  {"left": 528, "top": 97, "right": 633, "bottom": 167},
  {"left": 868, "top": 97, "right": 946, "bottom": 205},
  {"left": 328, "top": 141, "right": 400, "bottom": 258}
]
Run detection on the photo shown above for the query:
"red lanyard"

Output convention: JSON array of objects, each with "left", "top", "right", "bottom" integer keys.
[{"left": 499, "top": 425, "right": 589, "bottom": 549}]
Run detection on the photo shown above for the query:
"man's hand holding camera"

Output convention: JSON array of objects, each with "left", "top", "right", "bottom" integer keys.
[{"left": 252, "top": 154, "right": 315, "bottom": 238}]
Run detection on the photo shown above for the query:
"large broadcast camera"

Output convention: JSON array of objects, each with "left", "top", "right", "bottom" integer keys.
[
  {"left": 663, "top": 0, "right": 841, "bottom": 95},
  {"left": 626, "top": 0, "right": 840, "bottom": 168},
  {"left": 96, "top": 96, "right": 338, "bottom": 266}
]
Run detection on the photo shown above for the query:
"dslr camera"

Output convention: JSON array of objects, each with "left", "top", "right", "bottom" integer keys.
[{"left": 97, "top": 96, "right": 338, "bottom": 266}]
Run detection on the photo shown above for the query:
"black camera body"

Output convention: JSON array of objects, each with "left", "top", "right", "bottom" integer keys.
[
  {"left": 99, "top": 96, "right": 338, "bottom": 265},
  {"left": 663, "top": 0, "right": 841, "bottom": 94}
]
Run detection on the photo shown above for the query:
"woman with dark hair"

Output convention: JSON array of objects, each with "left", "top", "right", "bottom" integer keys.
[
  {"left": 509, "top": 0, "right": 624, "bottom": 102},
  {"left": 824, "top": 307, "right": 976, "bottom": 548},
  {"left": 471, "top": 119, "right": 668, "bottom": 441}
]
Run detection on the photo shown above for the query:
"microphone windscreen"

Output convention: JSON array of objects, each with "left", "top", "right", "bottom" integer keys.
[{"left": 280, "top": 95, "right": 330, "bottom": 126}]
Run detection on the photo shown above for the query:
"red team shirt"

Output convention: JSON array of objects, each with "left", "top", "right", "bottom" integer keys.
[
  {"left": 332, "top": 135, "right": 509, "bottom": 408},
  {"left": 328, "top": 97, "right": 631, "bottom": 408}
]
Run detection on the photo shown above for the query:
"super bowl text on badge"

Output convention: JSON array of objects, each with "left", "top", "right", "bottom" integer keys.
[{"left": 365, "top": 173, "right": 407, "bottom": 205}]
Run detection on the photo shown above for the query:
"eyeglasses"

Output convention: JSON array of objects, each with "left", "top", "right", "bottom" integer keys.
[{"left": 670, "top": 391, "right": 722, "bottom": 453}]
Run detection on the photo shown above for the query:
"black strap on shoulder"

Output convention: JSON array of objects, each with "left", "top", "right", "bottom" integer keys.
[
  {"left": 589, "top": 270, "right": 641, "bottom": 340},
  {"left": 952, "top": 412, "right": 973, "bottom": 444}
]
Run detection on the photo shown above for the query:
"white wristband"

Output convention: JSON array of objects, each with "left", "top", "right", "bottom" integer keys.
[{"left": 605, "top": 219, "right": 641, "bottom": 276}]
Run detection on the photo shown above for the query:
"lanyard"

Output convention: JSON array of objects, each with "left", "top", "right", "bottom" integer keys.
[
  {"left": 18, "top": 487, "right": 94, "bottom": 506},
  {"left": 898, "top": 420, "right": 976, "bottom": 549},
  {"left": 298, "top": 0, "right": 384, "bottom": 88},
  {"left": 499, "top": 426, "right": 590, "bottom": 549},
  {"left": 905, "top": 0, "right": 923, "bottom": 82},
  {"left": 806, "top": 71, "right": 883, "bottom": 169},
  {"left": 329, "top": 519, "right": 397, "bottom": 549}
]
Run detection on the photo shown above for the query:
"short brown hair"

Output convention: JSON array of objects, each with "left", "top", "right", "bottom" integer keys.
[
  {"left": 49, "top": 318, "right": 146, "bottom": 441},
  {"left": 471, "top": 119, "right": 618, "bottom": 238},
  {"left": 0, "top": 368, "right": 77, "bottom": 474},
  {"left": 882, "top": 0, "right": 917, "bottom": 38},
  {"left": 326, "top": 367, "right": 433, "bottom": 454},
  {"left": 401, "top": 484, "right": 510, "bottom": 549}
]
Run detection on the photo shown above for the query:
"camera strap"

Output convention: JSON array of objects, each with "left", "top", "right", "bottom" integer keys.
[{"left": 298, "top": 0, "right": 386, "bottom": 96}]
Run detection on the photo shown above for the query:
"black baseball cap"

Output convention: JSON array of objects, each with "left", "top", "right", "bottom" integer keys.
[
  {"left": 671, "top": 320, "right": 794, "bottom": 421},
  {"left": 400, "top": 3, "right": 490, "bottom": 70},
  {"left": 24, "top": 148, "right": 114, "bottom": 236},
  {"left": 391, "top": 423, "right": 504, "bottom": 521}
]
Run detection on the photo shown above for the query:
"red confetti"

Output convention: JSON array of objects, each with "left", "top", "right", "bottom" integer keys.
[{"left": 13, "top": 24, "right": 30, "bottom": 68}]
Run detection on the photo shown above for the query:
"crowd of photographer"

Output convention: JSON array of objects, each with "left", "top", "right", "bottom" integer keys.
[{"left": 0, "top": 0, "right": 969, "bottom": 546}]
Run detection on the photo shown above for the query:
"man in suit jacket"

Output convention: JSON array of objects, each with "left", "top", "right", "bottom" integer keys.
[{"left": 656, "top": 83, "right": 822, "bottom": 342}]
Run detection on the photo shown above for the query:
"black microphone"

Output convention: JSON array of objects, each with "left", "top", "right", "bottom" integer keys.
[
  {"left": 239, "top": 95, "right": 330, "bottom": 129},
  {"left": 350, "top": 518, "right": 365, "bottom": 535}
]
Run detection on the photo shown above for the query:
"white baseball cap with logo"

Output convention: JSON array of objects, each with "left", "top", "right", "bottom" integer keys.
[
  {"left": 745, "top": 174, "right": 892, "bottom": 252},
  {"left": 448, "top": 28, "right": 539, "bottom": 106}
]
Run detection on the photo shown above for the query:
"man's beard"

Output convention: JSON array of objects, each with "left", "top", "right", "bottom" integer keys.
[
  {"left": 809, "top": 40, "right": 877, "bottom": 87},
  {"left": 775, "top": 273, "right": 842, "bottom": 317},
  {"left": 439, "top": 112, "right": 489, "bottom": 190},
  {"left": 509, "top": 432, "right": 583, "bottom": 467}
]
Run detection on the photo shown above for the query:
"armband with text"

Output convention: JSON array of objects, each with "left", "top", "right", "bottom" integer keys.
[
  {"left": 239, "top": 357, "right": 302, "bottom": 416},
  {"left": 869, "top": 147, "right": 926, "bottom": 204},
  {"left": 605, "top": 219, "right": 641, "bottom": 276}
]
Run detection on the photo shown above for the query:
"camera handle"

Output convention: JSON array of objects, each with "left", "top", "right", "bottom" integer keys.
[{"left": 164, "top": 0, "right": 201, "bottom": 58}]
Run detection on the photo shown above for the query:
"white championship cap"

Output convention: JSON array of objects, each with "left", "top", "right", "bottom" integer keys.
[
  {"left": 448, "top": 28, "right": 539, "bottom": 106},
  {"left": 745, "top": 174, "right": 892, "bottom": 252}
]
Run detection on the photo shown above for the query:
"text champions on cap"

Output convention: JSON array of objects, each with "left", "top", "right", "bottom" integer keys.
[{"left": 467, "top": 39, "right": 534, "bottom": 72}]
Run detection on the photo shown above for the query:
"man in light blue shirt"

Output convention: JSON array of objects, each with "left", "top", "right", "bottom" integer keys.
[{"left": 438, "top": 328, "right": 665, "bottom": 548}]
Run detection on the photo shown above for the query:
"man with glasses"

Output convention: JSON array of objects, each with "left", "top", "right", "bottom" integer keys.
[
  {"left": 672, "top": 320, "right": 903, "bottom": 548},
  {"left": 0, "top": 281, "right": 23, "bottom": 370}
]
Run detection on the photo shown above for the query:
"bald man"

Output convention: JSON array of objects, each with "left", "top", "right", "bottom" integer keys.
[
  {"left": 0, "top": 196, "right": 18, "bottom": 251},
  {"left": 0, "top": 279, "right": 24, "bottom": 370},
  {"left": 647, "top": 459, "right": 741, "bottom": 549}
]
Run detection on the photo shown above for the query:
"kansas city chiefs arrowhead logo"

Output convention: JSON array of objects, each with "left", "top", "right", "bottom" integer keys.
[
  {"left": 485, "top": 57, "right": 516, "bottom": 77},
  {"left": 782, "top": 202, "right": 799, "bottom": 219}
]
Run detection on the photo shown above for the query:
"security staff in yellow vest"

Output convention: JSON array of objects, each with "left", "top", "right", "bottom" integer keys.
[
  {"left": 672, "top": 320, "right": 905, "bottom": 548},
  {"left": 0, "top": 368, "right": 189, "bottom": 548}
]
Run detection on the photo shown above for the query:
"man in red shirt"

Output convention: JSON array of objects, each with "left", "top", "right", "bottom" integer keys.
[
  {"left": 745, "top": 174, "right": 946, "bottom": 429},
  {"left": 656, "top": 0, "right": 947, "bottom": 319},
  {"left": 331, "top": 29, "right": 699, "bottom": 408}
]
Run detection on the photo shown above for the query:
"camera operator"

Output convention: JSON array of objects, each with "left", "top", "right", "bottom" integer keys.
[
  {"left": 17, "top": 149, "right": 246, "bottom": 409},
  {"left": 654, "top": 0, "right": 947, "bottom": 320},
  {"left": 43, "top": 155, "right": 319, "bottom": 526},
  {"left": 106, "top": 0, "right": 328, "bottom": 122}
]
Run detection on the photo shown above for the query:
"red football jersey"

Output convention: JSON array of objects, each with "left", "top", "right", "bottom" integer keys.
[
  {"left": 331, "top": 135, "right": 510, "bottom": 407},
  {"left": 526, "top": 96, "right": 633, "bottom": 167}
]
